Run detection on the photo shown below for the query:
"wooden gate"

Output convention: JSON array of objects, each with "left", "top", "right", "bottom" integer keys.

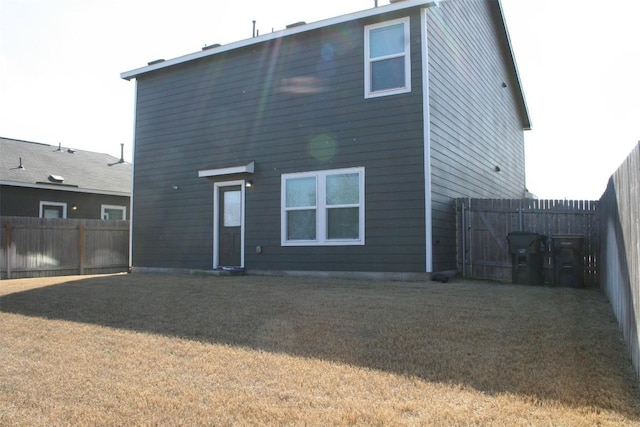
[{"left": 456, "top": 199, "right": 599, "bottom": 287}]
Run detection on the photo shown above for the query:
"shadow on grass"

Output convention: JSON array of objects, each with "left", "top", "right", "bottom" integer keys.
[{"left": 2, "top": 273, "right": 639, "bottom": 419}]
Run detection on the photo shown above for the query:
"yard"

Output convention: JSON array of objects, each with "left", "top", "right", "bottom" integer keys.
[{"left": 1, "top": 273, "right": 638, "bottom": 426}]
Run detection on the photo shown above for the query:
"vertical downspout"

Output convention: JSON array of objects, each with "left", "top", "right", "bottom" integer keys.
[
  {"left": 461, "top": 201, "right": 466, "bottom": 276},
  {"left": 421, "top": 7, "right": 433, "bottom": 272},
  {"left": 128, "top": 80, "right": 138, "bottom": 272}
]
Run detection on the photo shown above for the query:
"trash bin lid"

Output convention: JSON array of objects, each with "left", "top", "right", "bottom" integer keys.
[
  {"left": 552, "top": 235, "right": 584, "bottom": 249},
  {"left": 507, "top": 232, "right": 546, "bottom": 253}
]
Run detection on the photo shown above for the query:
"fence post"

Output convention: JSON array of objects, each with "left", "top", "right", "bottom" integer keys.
[
  {"left": 5, "top": 222, "right": 12, "bottom": 279},
  {"left": 78, "top": 223, "right": 85, "bottom": 275}
]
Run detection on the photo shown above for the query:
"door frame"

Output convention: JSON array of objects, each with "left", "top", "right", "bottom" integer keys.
[{"left": 213, "top": 180, "right": 246, "bottom": 269}]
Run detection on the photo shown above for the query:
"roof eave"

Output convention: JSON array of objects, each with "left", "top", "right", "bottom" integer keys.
[
  {"left": 120, "top": 0, "right": 439, "bottom": 81},
  {"left": 1, "top": 180, "right": 131, "bottom": 197},
  {"left": 495, "top": 0, "right": 532, "bottom": 130}
]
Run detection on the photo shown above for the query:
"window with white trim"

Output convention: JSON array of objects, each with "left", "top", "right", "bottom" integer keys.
[
  {"left": 365, "top": 17, "right": 411, "bottom": 98},
  {"left": 282, "top": 167, "right": 365, "bottom": 246},
  {"left": 40, "top": 201, "right": 67, "bottom": 218},
  {"left": 101, "top": 204, "right": 126, "bottom": 220}
]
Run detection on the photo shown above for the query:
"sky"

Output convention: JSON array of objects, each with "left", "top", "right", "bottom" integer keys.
[{"left": 1, "top": 0, "right": 638, "bottom": 200}]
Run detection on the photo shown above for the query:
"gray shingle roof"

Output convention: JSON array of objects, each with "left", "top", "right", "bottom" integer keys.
[{"left": 0, "top": 137, "right": 131, "bottom": 195}]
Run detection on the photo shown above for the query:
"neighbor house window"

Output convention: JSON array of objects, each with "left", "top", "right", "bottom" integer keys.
[
  {"left": 364, "top": 17, "right": 411, "bottom": 98},
  {"left": 282, "top": 167, "right": 365, "bottom": 246},
  {"left": 40, "top": 201, "right": 67, "bottom": 218},
  {"left": 101, "top": 205, "right": 126, "bottom": 220}
]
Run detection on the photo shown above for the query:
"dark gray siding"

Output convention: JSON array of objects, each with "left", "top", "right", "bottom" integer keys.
[
  {"left": 132, "top": 11, "right": 429, "bottom": 272},
  {"left": 427, "top": 1, "right": 528, "bottom": 271},
  {"left": 0, "top": 185, "right": 129, "bottom": 219}
]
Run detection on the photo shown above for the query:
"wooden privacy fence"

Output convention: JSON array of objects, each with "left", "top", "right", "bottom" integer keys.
[
  {"left": 456, "top": 199, "right": 599, "bottom": 287},
  {"left": 599, "top": 142, "right": 640, "bottom": 376},
  {"left": 1, "top": 216, "right": 129, "bottom": 279}
]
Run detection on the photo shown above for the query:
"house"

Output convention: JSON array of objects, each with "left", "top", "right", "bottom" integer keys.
[
  {"left": 120, "top": 0, "right": 530, "bottom": 278},
  {"left": 0, "top": 137, "right": 132, "bottom": 220}
]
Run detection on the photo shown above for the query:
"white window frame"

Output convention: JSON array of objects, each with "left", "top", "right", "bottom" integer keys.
[
  {"left": 39, "top": 201, "right": 67, "bottom": 218},
  {"left": 281, "top": 167, "right": 365, "bottom": 247},
  {"left": 364, "top": 17, "right": 411, "bottom": 98},
  {"left": 101, "top": 204, "right": 127, "bottom": 220}
]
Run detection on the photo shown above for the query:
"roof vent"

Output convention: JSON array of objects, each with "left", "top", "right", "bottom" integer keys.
[
  {"left": 286, "top": 21, "right": 306, "bottom": 29},
  {"left": 56, "top": 143, "right": 63, "bottom": 151},
  {"left": 67, "top": 148, "right": 76, "bottom": 154},
  {"left": 48, "top": 175, "right": 64, "bottom": 183},
  {"left": 202, "top": 43, "right": 221, "bottom": 51},
  {"left": 17, "top": 157, "right": 25, "bottom": 170},
  {"left": 147, "top": 59, "right": 165, "bottom": 66}
]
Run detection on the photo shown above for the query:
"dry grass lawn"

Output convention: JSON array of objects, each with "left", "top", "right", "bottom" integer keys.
[{"left": 1, "top": 273, "right": 639, "bottom": 426}]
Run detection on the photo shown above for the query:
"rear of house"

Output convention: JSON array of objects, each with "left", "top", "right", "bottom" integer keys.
[{"left": 121, "top": 0, "right": 529, "bottom": 277}]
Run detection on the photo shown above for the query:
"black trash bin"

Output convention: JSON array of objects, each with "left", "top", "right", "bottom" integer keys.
[
  {"left": 552, "top": 235, "right": 584, "bottom": 287},
  {"left": 507, "top": 232, "right": 547, "bottom": 285}
]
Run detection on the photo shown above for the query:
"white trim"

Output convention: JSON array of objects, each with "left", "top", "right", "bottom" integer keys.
[
  {"left": 281, "top": 167, "right": 365, "bottom": 247},
  {"left": 39, "top": 201, "right": 67, "bottom": 218},
  {"left": 120, "top": 0, "right": 439, "bottom": 81},
  {"left": 198, "top": 161, "right": 255, "bottom": 178},
  {"left": 364, "top": 17, "right": 412, "bottom": 99},
  {"left": 213, "top": 180, "right": 246, "bottom": 269},
  {"left": 101, "top": 204, "right": 127, "bottom": 220},
  {"left": 421, "top": 7, "right": 433, "bottom": 272},
  {"left": 1, "top": 180, "right": 129, "bottom": 197},
  {"left": 129, "top": 80, "right": 138, "bottom": 271}
]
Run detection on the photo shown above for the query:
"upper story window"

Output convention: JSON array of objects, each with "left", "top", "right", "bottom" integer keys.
[
  {"left": 281, "top": 167, "right": 365, "bottom": 246},
  {"left": 364, "top": 17, "right": 411, "bottom": 98}
]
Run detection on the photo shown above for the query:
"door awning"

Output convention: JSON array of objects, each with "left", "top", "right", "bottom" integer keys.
[{"left": 198, "top": 161, "right": 255, "bottom": 178}]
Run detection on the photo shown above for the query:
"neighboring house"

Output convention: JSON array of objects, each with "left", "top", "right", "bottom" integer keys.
[
  {"left": 0, "top": 137, "right": 132, "bottom": 220},
  {"left": 121, "top": 0, "right": 530, "bottom": 277}
]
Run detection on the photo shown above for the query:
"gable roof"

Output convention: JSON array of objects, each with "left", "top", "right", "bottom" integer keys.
[
  {"left": 120, "top": 0, "right": 529, "bottom": 130},
  {"left": 0, "top": 137, "right": 132, "bottom": 196}
]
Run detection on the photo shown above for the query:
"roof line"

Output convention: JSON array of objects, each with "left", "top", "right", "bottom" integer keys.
[
  {"left": 495, "top": 0, "right": 531, "bottom": 130},
  {"left": 0, "top": 136, "right": 52, "bottom": 147},
  {"left": 1, "top": 180, "right": 130, "bottom": 197},
  {"left": 120, "top": 0, "right": 439, "bottom": 80}
]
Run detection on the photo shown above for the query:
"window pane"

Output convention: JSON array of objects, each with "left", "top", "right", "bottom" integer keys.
[
  {"left": 370, "top": 23, "right": 405, "bottom": 58},
  {"left": 286, "top": 177, "right": 316, "bottom": 208},
  {"left": 224, "top": 191, "right": 241, "bottom": 227},
  {"left": 327, "top": 173, "right": 359, "bottom": 205},
  {"left": 43, "top": 206, "right": 62, "bottom": 218},
  {"left": 287, "top": 210, "right": 316, "bottom": 240},
  {"left": 371, "top": 57, "right": 405, "bottom": 91},
  {"left": 104, "top": 208, "right": 124, "bottom": 220},
  {"left": 327, "top": 208, "right": 359, "bottom": 239}
]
